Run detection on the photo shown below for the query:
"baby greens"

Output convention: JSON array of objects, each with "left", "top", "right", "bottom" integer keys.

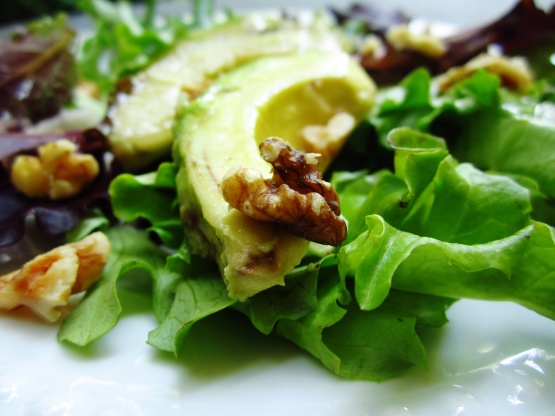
[
  {"left": 58, "top": 67, "right": 555, "bottom": 380},
  {"left": 9, "top": 0, "right": 554, "bottom": 381}
]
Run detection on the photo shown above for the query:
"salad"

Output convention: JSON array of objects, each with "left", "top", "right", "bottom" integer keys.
[{"left": 1, "top": 0, "right": 555, "bottom": 387}]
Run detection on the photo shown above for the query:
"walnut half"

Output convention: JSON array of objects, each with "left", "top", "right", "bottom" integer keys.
[
  {"left": 300, "top": 112, "right": 356, "bottom": 172},
  {"left": 436, "top": 53, "right": 533, "bottom": 92},
  {"left": 0, "top": 232, "right": 110, "bottom": 322},
  {"left": 10, "top": 139, "right": 100, "bottom": 200},
  {"left": 386, "top": 23, "right": 446, "bottom": 58},
  {"left": 221, "top": 137, "right": 347, "bottom": 247}
]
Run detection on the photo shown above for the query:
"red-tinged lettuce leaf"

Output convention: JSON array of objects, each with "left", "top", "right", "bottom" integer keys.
[
  {"left": 329, "top": 2, "right": 409, "bottom": 34},
  {"left": 328, "top": 2, "right": 433, "bottom": 86},
  {"left": 0, "top": 14, "right": 78, "bottom": 124},
  {"left": 332, "top": 0, "right": 555, "bottom": 85},
  {"left": 359, "top": 46, "right": 439, "bottom": 88},
  {"left": 0, "top": 128, "right": 117, "bottom": 247},
  {"left": 440, "top": 0, "right": 555, "bottom": 70}
]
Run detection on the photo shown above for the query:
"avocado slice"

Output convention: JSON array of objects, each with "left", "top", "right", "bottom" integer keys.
[
  {"left": 174, "top": 51, "right": 376, "bottom": 300},
  {"left": 107, "top": 15, "right": 345, "bottom": 171}
]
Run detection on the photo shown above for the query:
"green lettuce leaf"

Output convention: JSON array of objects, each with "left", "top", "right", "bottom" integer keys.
[
  {"left": 369, "top": 68, "right": 555, "bottom": 210},
  {"left": 334, "top": 127, "right": 532, "bottom": 244},
  {"left": 77, "top": 0, "right": 189, "bottom": 94},
  {"left": 58, "top": 225, "right": 167, "bottom": 345},
  {"left": 337, "top": 126, "right": 553, "bottom": 317},
  {"left": 370, "top": 68, "right": 434, "bottom": 148},
  {"left": 147, "top": 256, "right": 234, "bottom": 355},
  {"left": 65, "top": 208, "right": 110, "bottom": 242},
  {"left": 76, "top": 0, "right": 218, "bottom": 95},
  {"left": 340, "top": 215, "right": 555, "bottom": 321},
  {"left": 57, "top": 47, "right": 555, "bottom": 382},
  {"left": 236, "top": 256, "right": 337, "bottom": 335},
  {"left": 271, "top": 264, "right": 454, "bottom": 381},
  {"left": 430, "top": 71, "right": 555, "bottom": 201},
  {"left": 109, "top": 162, "right": 183, "bottom": 248},
  {"left": 322, "top": 289, "right": 455, "bottom": 381},
  {"left": 151, "top": 245, "right": 190, "bottom": 322}
]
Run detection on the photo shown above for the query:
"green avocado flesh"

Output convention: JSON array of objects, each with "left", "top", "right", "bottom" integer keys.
[
  {"left": 174, "top": 51, "right": 376, "bottom": 300},
  {"left": 107, "top": 15, "right": 345, "bottom": 171}
]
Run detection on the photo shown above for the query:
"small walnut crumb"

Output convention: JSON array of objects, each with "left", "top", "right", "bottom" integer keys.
[
  {"left": 301, "top": 112, "right": 356, "bottom": 171},
  {"left": 181, "top": 79, "right": 212, "bottom": 99},
  {"left": 10, "top": 139, "right": 99, "bottom": 200},
  {"left": 359, "top": 34, "right": 386, "bottom": 57},
  {"left": 436, "top": 53, "right": 534, "bottom": 92},
  {"left": 221, "top": 137, "right": 347, "bottom": 246},
  {"left": 0, "top": 232, "right": 110, "bottom": 322},
  {"left": 76, "top": 81, "right": 100, "bottom": 100},
  {"left": 386, "top": 23, "right": 446, "bottom": 58}
]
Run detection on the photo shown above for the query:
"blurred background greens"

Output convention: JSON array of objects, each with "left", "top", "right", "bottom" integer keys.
[
  {"left": 1, "top": 0, "right": 141, "bottom": 24},
  {"left": 3, "top": 1, "right": 73, "bottom": 24}
]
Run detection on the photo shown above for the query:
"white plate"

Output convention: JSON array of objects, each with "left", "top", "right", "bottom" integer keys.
[{"left": 2, "top": 1, "right": 555, "bottom": 415}]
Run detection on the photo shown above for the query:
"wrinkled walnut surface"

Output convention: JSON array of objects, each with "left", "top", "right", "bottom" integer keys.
[
  {"left": 0, "top": 232, "right": 110, "bottom": 322},
  {"left": 301, "top": 112, "right": 356, "bottom": 172},
  {"left": 10, "top": 139, "right": 100, "bottom": 200},
  {"left": 221, "top": 137, "right": 347, "bottom": 246}
]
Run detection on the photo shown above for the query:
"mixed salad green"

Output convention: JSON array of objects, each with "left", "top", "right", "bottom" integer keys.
[{"left": 2, "top": 0, "right": 555, "bottom": 382}]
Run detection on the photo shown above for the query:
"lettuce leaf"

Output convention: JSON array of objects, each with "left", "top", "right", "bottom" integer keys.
[
  {"left": 430, "top": 71, "right": 555, "bottom": 201},
  {"left": 58, "top": 224, "right": 166, "bottom": 345},
  {"left": 109, "top": 162, "right": 183, "bottom": 248},
  {"left": 76, "top": 0, "right": 217, "bottom": 95},
  {"left": 321, "top": 290, "right": 454, "bottom": 381},
  {"left": 370, "top": 68, "right": 555, "bottom": 214},
  {"left": 341, "top": 214, "right": 555, "bottom": 320},
  {"left": 337, "top": 126, "right": 555, "bottom": 322},
  {"left": 0, "top": 14, "right": 77, "bottom": 123},
  {"left": 56, "top": 40, "right": 555, "bottom": 381},
  {"left": 60, "top": 120, "right": 555, "bottom": 381},
  {"left": 334, "top": 127, "right": 532, "bottom": 243},
  {"left": 77, "top": 0, "right": 189, "bottom": 95},
  {"left": 147, "top": 253, "right": 234, "bottom": 355},
  {"left": 237, "top": 256, "right": 338, "bottom": 335},
  {"left": 267, "top": 257, "right": 454, "bottom": 381}
]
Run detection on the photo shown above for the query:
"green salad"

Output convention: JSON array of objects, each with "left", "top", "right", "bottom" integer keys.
[{"left": 2, "top": 0, "right": 555, "bottom": 382}]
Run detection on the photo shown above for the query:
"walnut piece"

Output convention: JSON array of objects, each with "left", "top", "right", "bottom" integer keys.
[
  {"left": 221, "top": 137, "right": 347, "bottom": 246},
  {"left": 10, "top": 139, "right": 100, "bottom": 200},
  {"left": 386, "top": 23, "right": 446, "bottom": 58},
  {"left": 0, "top": 232, "right": 110, "bottom": 322},
  {"left": 359, "top": 34, "right": 386, "bottom": 58},
  {"left": 436, "top": 53, "right": 533, "bottom": 92},
  {"left": 300, "top": 112, "right": 356, "bottom": 171}
]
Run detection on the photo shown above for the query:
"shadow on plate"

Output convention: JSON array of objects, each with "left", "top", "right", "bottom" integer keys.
[{"left": 153, "top": 308, "right": 307, "bottom": 381}]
